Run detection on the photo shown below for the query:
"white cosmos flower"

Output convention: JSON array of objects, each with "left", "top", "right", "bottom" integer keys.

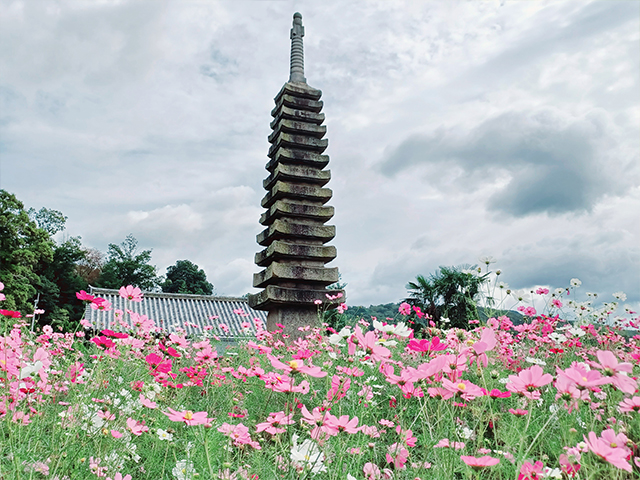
[
  {"left": 568, "top": 327, "right": 586, "bottom": 337},
  {"left": 613, "top": 291, "right": 627, "bottom": 301},
  {"left": 479, "top": 255, "right": 497, "bottom": 265},
  {"left": 157, "top": 428, "right": 173, "bottom": 441},
  {"left": 570, "top": 278, "right": 582, "bottom": 287},
  {"left": 19, "top": 361, "right": 44, "bottom": 379},
  {"left": 172, "top": 459, "right": 197, "bottom": 480},
  {"left": 290, "top": 434, "right": 326, "bottom": 474},
  {"left": 372, "top": 320, "right": 412, "bottom": 338}
]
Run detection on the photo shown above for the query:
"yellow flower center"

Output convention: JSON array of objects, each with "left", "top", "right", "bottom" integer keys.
[
  {"left": 289, "top": 360, "right": 299, "bottom": 370},
  {"left": 458, "top": 383, "right": 466, "bottom": 390},
  {"left": 184, "top": 411, "right": 194, "bottom": 420}
]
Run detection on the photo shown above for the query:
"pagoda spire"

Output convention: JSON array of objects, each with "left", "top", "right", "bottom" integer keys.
[
  {"left": 289, "top": 12, "right": 306, "bottom": 84},
  {"left": 249, "top": 13, "right": 344, "bottom": 337}
]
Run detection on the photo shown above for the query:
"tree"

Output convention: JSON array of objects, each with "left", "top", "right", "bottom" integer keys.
[
  {"left": 75, "top": 247, "right": 104, "bottom": 285},
  {"left": 98, "top": 235, "right": 159, "bottom": 291},
  {"left": 0, "top": 190, "right": 54, "bottom": 313},
  {"left": 35, "top": 237, "right": 89, "bottom": 331},
  {"left": 161, "top": 260, "right": 213, "bottom": 295},
  {"left": 28, "top": 207, "right": 68, "bottom": 236},
  {"left": 406, "top": 265, "right": 488, "bottom": 331}
]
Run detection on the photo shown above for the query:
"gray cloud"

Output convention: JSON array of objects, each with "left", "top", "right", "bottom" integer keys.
[{"left": 379, "top": 107, "right": 633, "bottom": 217}]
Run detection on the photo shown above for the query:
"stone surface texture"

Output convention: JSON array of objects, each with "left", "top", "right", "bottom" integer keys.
[{"left": 248, "top": 13, "right": 344, "bottom": 335}]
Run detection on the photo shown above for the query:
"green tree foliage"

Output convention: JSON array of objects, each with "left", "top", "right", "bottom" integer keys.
[
  {"left": 161, "top": 260, "right": 213, "bottom": 295},
  {"left": 35, "top": 237, "right": 89, "bottom": 331},
  {"left": 98, "top": 235, "right": 159, "bottom": 291},
  {"left": 28, "top": 207, "right": 68, "bottom": 236},
  {"left": 0, "top": 190, "right": 54, "bottom": 313},
  {"left": 406, "top": 265, "right": 489, "bottom": 330}
]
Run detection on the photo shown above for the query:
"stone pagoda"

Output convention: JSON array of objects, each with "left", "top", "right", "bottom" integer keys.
[{"left": 248, "top": 12, "right": 344, "bottom": 335}]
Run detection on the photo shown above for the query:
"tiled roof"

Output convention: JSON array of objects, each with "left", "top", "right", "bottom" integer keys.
[{"left": 85, "top": 287, "right": 267, "bottom": 338}]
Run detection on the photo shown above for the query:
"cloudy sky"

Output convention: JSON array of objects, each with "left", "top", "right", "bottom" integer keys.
[{"left": 1, "top": 0, "right": 638, "bottom": 311}]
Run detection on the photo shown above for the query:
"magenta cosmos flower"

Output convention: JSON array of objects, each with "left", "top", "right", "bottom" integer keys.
[
  {"left": 518, "top": 461, "right": 544, "bottom": 480},
  {"left": 460, "top": 455, "right": 500, "bottom": 469},
  {"left": 164, "top": 408, "right": 212, "bottom": 426}
]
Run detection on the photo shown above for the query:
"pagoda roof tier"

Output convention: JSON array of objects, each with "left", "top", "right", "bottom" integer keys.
[
  {"left": 274, "top": 82, "right": 322, "bottom": 102},
  {"left": 255, "top": 240, "right": 336, "bottom": 267},
  {"left": 268, "top": 119, "right": 326, "bottom": 142},
  {"left": 261, "top": 181, "right": 332, "bottom": 208},
  {"left": 253, "top": 262, "right": 339, "bottom": 288},
  {"left": 263, "top": 163, "right": 330, "bottom": 190},
  {"left": 266, "top": 149, "right": 329, "bottom": 170},
  {"left": 260, "top": 199, "right": 334, "bottom": 226},
  {"left": 271, "top": 94, "right": 323, "bottom": 116},
  {"left": 248, "top": 285, "right": 345, "bottom": 310},
  {"left": 271, "top": 105, "right": 325, "bottom": 128},
  {"left": 257, "top": 219, "right": 335, "bottom": 246},
  {"left": 268, "top": 133, "right": 328, "bottom": 156}
]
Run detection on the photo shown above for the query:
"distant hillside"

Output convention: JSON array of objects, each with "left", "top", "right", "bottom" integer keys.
[{"left": 345, "top": 303, "right": 402, "bottom": 322}]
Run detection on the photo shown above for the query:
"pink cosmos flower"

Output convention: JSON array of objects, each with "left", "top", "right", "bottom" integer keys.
[
  {"left": 217, "top": 422, "right": 261, "bottom": 449},
  {"left": 558, "top": 453, "right": 580, "bottom": 478},
  {"left": 255, "top": 411, "right": 294, "bottom": 435},
  {"left": 89, "top": 457, "right": 107, "bottom": 477},
  {"left": 126, "top": 417, "right": 149, "bottom": 436},
  {"left": 619, "top": 396, "right": 640, "bottom": 413},
  {"left": 386, "top": 443, "right": 409, "bottom": 469},
  {"left": 349, "top": 327, "right": 391, "bottom": 361},
  {"left": 363, "top": 462, "right": 382, "bottom": 480},
  {"left": 442, "top": 378, "right": 485, "bottom": 401},
  {"left": 509, "top": 408, "right": 528, "bottom": 416},
  {"left": 518, "top": 461, "right": 544, "bottom": 480},
  {"left": 119, "top": 285, "right": 143, "bottom": 302},
  {"left": 517, "top": 306, "right": 537, "bottom": 317},
  {"left": 268, "top": 355, "right": 327, "bottom": 377},
  {"left": 460, "top": 455, "right": 500, "bottom": 468},
  {"left": 551, "top": 298, "right": 563, "bottom": 308},
  {"left": 139, "top": 394, "right": 157, "bottom": 409},
  {"left": 506, "top": 365, "right": 553, "bottom": 400},
  {"left": 323, "top": 413, "right": 360, "bottom": 435},
  {"left": 398, "top": 302, "right": 412, "bottom": 315},
  {"left": 584, "top": 431, "right": 632, "bottom": 472},
  {"left": 557, "top": 364, "right": 610, "bottom": 391},
  {"left": 111, "top": 430, "right": 123, "bottom": 438},
  {"left": 107, "top": 474, "right": 132, "bottom": 480},
  {"left": 434, "top": 438, "right": 465, "bottom": 450},
  {"left": 91, "top": 300, "right": 112, "bottom": 311},
  {"left": 164, "top": 408, "right": 212, "bottom": 426}
]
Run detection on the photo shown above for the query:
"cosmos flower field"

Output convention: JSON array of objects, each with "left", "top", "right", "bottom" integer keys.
[{"left": 1, "top": 280, "right": 640, "bottom": 480}]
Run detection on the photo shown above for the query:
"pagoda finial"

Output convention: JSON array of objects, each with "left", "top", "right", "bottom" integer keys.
[{"left": 289, "top": 12, "right": 306, "bottom": 84}]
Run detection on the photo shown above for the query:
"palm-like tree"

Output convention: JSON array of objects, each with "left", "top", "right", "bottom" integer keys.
[{"left": 406, "top": 265, "right": 488, "bottom": 330}]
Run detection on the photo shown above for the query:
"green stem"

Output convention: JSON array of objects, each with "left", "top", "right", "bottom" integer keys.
[
  {"left": 203, "top": 427, "right": 215, "bottom": 479},
  {"left": 520, "top": 409, "right": 558, "bottom": 463}
]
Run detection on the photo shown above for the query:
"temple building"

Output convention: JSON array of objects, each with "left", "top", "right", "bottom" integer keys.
[{"left": 248, "top": 13, "right": 345, "bottom": 335}]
